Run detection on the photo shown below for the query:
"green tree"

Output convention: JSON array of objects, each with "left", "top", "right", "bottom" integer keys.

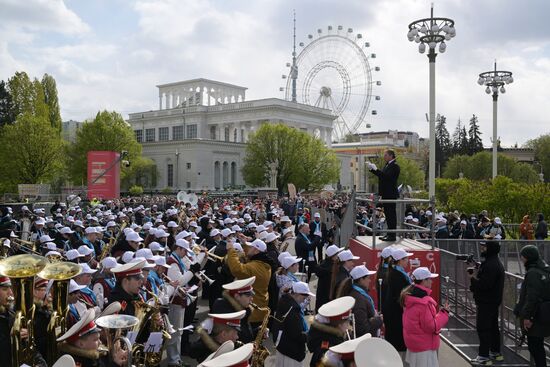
[
  {"left": 242, "top": 123, "right": 339, "bottom": 192},
  {"left": 451, "top": 118, "right": 468, "bottom": 156},
  {"left": 343, "top": 133, "right": 360, "bottom": 142},
  {"left": 435, "top": 115, "right": 451, "bottom": 171},
  {"left": 0, "top": 80, "right": 15, "bottom": 126},
  {"left": 526, "top": 134, "right": 550, "bottom": 182},
  {"left": 0, "top": 114, "right": 65, "bottom": 191},
  {"left": 468, "top": 114, "right": 483, "bottom": 155},
  {"left": 121, "top": 157, "right": 157, "bottom": 190},
  {"left": 7, "top": 71, "right": 49, "bottom": 120},
  {"left": 67, "top": 110, "right": 143, "bottom": 184},
  {"left": 41, "top": 74, "right": 62, "bottom": 132}
]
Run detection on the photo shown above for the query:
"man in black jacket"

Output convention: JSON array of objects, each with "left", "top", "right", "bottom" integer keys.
[
  {"left": 367, "top": 149, "right": 400, "bottom": 241},
  {"left": 272, "top": 282, "right": 315, "bottom": 367},
  {"left": 469, "top": 241, "right": 505, "bottom": 365},
  {"left": 294, "top": 223, "right": 316, "bottom": 281},
  {"left": 309, "top": 212, "right": 327, "bottom": 261}
]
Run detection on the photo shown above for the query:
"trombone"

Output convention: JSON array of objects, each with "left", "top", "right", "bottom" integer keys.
[{"left": 12, "top": 238, "right": 42, "bottom": 256}]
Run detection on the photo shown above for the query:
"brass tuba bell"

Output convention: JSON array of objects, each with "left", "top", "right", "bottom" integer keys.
[
  {"left": 95, "top": 314, "right": 139, "bottom": 367},
  {"left": 0, "top": 254, "right": 48, "bottom": 367},
  {"left": 38, "top": 261, "right": 82, "bottom": 365}
]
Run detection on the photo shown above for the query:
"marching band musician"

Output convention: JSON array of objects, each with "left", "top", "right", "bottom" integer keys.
[
  {"left": 225, "top": 239, "right": 273, "bottom": 334},
  {"left": 74, "top": 263, "right": 101, "bottom": 315},
  {"left": 107, "top": 260, "right": 146, "bottom": 315},
  {"left": 336, "top": 265, "right": 383, "bottom": 337},
  {"left": 276, "top": 255, "right": 302, "bottom": 298},
  {"left": 315, "top": 245, "right": 343, "bottom": 312},
  {"left": 68, "top": 279, "right": 86, "bottom": 327},
  {"left": 307, "top": 296, "right": 356, "bottom": 367},
  {"left": 0, "top": 275, "right": 47, "bottom": 366},
  {"left": 33, "top": 276, "right": 52, "bottom": 359},
  {"left": 211, "top": 277, "right": 256, "bottom": 343},
  {"left": 333, "top": 250, "right": 360, "bottom": 297},
  {"left": 92, "top": 257, "right": 118, "bottom": 309},
  {"left": 320, "top": 332, "right": 372, "bottom": 367},
  {"left": 272, "top": 281, "right": 316, "bottom": 367},
  {"left": 189, "top": 310, "right": 247, "bottom": 363},
  {"left": 57, "top": 309, "right": 127, "bottom": 367},
  {"left": 165, "top": 239, "right": 194, "bottom": 367}
]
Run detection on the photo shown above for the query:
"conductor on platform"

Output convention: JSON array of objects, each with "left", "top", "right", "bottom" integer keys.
[{"left": 368, "top": 149, "right": 400, "bottom": 242}]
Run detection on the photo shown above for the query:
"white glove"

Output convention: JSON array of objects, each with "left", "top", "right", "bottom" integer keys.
[{"left": 367, "top": 162, "right": 377, "bottom": 171}]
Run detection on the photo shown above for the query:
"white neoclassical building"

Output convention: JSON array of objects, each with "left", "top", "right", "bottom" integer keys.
[{"left": 127, "top": 78, "right": 345, "bottom": 191}]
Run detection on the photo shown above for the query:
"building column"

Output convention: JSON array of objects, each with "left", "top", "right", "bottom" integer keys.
[{"left": 159, "top": 94, "right": 163, "bottom": 110}]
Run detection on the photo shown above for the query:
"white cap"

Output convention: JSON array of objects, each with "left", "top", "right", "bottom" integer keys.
[
  {"left": 101, "top": 257, "right": 118, "bottom": 269},
  {"left": 412, "top": 267, "right": 438, "bottom": 280},
  {"left": 264, "top": 232, "right": 279, "bottom": 243},
  {"left": 494, "top": 217, "right": 502, "bottom": 225},
  {"left": 154, "top": 229, "right": 169, "bottom": 238},
  {"left": 281, "top": 256, "right": 302, "bottom": 269},
  {"left": 291, "top": 281, "right": 315, "bottom": 297},
  {"left": 223, "top": 218, "right": 234, "bottom": 225},
  {"left": 175, "top": 238, "right": 191, "bottom": 251},
  {"left": 231, "top": 225, "right": 242, "bottom": 232},
  {"left": 210, "top": 229, "right": 221, "bottom": 237},
  {"left": 220, "top": 228, "right": 234, "bottom": 238},
  {"left": 126, "top": 232, "right": 144, "bottom": 242},
  {"left": 258, "top": 231, "right": 268, "bottom": 241},
  {"left": 314, "top": 212, "right": 321, "bottom": 218},
  {"left": 248, "top": 239, "right": 266, "bottom": 252},
  {"left": 74, "top": 220, "right": 85, "bottom": 228},
  {"left": 412, "top": 218, "right": 419, "bottom": 223},
  {"left": 39, "top": 234, "right": 54, "bottom": 243},
  {"left": 167, "top": 221, "right": 178, "bottom": 228},
  {"left": 77, "top": 245, "right": 93, "bottom": 256},
  {"left": 256, "top": 225, "right": 266, "bottom": 233},
  {"left": 202, "top": 343, "right": 254, "bottom": 367},
  {"left": 142, "top": 222, "right": 152, "bottom": 230},
  {"left": 460, "top": 220, "right": 467, "bottom": 225},
  {"left": 329, "top": 332, "right": 371, "bottom": 357},
  {"left": 106, "top": 221, "right": 117, "bottom": 228},
  {"left": 135, "top": 248, "right": 154, "bottom": 260},
  {"left": 153, "top": 255, "right": 170, "bottom": 269},
  {"left": 232, "top": 242, "right": 244, "bottom": 253},
  {"left": 149, "top": 241, "right": 165, "bottom": 252},
  {"left": 278, "top": 251, "right": 292, "bottom": 264},
  {"left": 338, "top": 250, "right": 359, "bottom": 262},
  {"left": 3, "top": 239, "right": 10, "bottom": 248},
  {"left": 44, "top": 242, "right": 57, "bottom": 251},
  {"left": 35, "top": 218, "right": 46, "bottom": 226},
  {"left": 379, "top": 246, "right": 393, "bottom": 259},
  {"left": 80, "top": 263, "right": 97, "bottom": 274},
  {"left": 280, "top": 216, "right": 290, "bottom": 222},
  {"left": 317, "top": 296, "right": 355, "bottom": 321},
  {"left": 189, "top": 221, "right": 198, "bottom": 228},
  {"left": 68, "top": 279, "right": 86, "bottom": 293},
  {"left": 425, "top": 210, "right": 432, "bottom": 216},
  {"left": 121, "top": 251, "right": 135, "bottom": 264},
  {"left": 65, "top": 249, "right": 83, "bottom": 261},
  {"left": 132, "top": 257, "right": 155, "bottom": 269},
  {"left": 85, "top": 227, "right": 97, "bottom": 234},
  {"left": 391, "top": 248, "right": 413, "bottom": 261},
  {"left": 263, "top": 221, "right": 274, "bottom": 227},
  {"left": 350, "top": 265, "right": 376, "bottom": 280},
  {"left": 326, "top": 245, "right": 343, "bottom": 258},
  {"left": 248, "top": 222, "right": 257, "bottom": 229},
  {"left": 45, "top": 250, "right": 62, "bottom": 258}
]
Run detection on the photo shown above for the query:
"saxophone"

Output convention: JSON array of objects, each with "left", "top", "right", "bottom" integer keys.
[{"left": 250, "top": 303, "right": 271, "bottom": 367}]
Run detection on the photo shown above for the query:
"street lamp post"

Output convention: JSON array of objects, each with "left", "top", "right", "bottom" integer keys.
[
  {"left": 478, "top": 62, "right": 513, "bottom": 178},
  {"left": 408, "top": 5, "right": 455, "bottom": 199}
]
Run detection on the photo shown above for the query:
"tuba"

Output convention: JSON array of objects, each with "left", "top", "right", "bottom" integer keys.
[
  {"left": 95, "top": 314, "right": 139, "bottom": 367},
  {"left": 0, "top": 254, "right": 48, "bottom": 367},
  {"left": 132, "top": 298, "right": 171, "bottom": 367},
  {"left": 38, "top": 261, "right": 82, "bottom": 366}
]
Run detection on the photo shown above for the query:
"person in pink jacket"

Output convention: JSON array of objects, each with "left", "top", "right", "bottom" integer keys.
[{"left": 401, "top": 267, "right": 449, "bottom": 367}]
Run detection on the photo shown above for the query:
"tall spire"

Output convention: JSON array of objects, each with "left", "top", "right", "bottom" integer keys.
[{"left": 291, "top": 9, "right": 298, "bottom": 103}]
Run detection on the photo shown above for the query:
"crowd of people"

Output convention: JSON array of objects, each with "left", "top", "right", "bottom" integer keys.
[{"left": 0, "top": 160, "right": 545, "bottom": 367}]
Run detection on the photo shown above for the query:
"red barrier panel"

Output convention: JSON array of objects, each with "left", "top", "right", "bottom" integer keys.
[
  {"left": 348, "top": 237, "right": 441, "bottom": 308},
  {"left": 87, "top": 151, "right": 120, "bottom": 200}
]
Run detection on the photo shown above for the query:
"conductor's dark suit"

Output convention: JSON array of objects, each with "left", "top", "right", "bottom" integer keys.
[{"left": 371, "top": 159, "right": 400, "bottom": 239}]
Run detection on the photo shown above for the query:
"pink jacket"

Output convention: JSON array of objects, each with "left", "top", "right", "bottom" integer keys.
[{"left": 402, "top": 285, "right": 449, "bottom": 352}]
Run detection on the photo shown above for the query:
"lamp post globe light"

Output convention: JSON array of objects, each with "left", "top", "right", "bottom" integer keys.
[
  {"left": 478, "top": 62, "right": 513, "bottom": 179},
  {"left": 407, "top": 5, "right": 455, "bottom": 199}
]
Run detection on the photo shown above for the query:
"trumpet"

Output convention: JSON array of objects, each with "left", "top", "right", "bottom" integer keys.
[
  {"left": 194, "top": 270, "right": 215, "bottom": 285},
  {"left": 205, "top": 250, "right": 225, "bottom": 262}
]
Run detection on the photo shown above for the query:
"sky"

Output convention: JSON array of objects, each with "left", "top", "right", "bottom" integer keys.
[{"left": 1, "top": 0, "right": 549, "bottom": 147}]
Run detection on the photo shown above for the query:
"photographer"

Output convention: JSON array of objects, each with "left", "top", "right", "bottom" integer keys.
[
  {"left": 514, "top": 245, "right": 550, "bottom": 367},
  {"left": 468, "top": 241, "right": 505, "bottom": 365}
]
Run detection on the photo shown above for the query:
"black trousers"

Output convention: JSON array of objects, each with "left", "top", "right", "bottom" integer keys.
[
  {"left": 383, "top": 202, "right": 396, "bottom": 236},
  {"left": 527, "top": 336, "right": 547, "bottom": 367},
  {"left": 476, "top": 303, "right": 501, "bottom": 357}
]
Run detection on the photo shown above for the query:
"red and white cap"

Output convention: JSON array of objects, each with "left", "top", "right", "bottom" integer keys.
[
  {"left": 317, "top": 296, "right": 356, "bottom": 323},
  {"left": 202, "top": 342, "right": 253, "bottom": 367},
  {"left": 111, "top": 260, "right": 145, "bottom": 280},
  {"left": 199, "top": 341, "right": 235, "bottom": 367},
  {"left": 207, "top": 310, "right": 246, "bottom": 329},
  {"left": 328, "top": 332, "right": 372, "bottom": 362},
  {"left": 57, "top": 309, "right": 98, "bottom": 343},
  {"left": 222, "top": 277, "right": 255, "bottom": 296},
  {"left": 0, "top": 276, "right": 11, "bottom": 287}
]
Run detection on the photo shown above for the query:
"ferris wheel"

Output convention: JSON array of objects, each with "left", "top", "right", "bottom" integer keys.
[{"left": 281, "top": 25, "right": 380, "bottom": 142}]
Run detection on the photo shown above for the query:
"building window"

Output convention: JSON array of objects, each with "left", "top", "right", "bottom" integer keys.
[
  {"left": 233, "top": 129, "right": 237, "bottom": 142},
  {"left": 186, "top": 124, "right": 197, "bottom": 139},
  {"left": 167, "top": 164, "right": 174, "bottom": 187},
  {"left": 135, "top": 130, "right": 143, "bottom": 143},
  {"left": 172, "top": 126, "right": 184, "bottom": 141},
  {"left": 210, "top": 126, "right": 217, "bottom": 140},
  {"left": 186, "top": 181, "right": 191, "bottom": 189},
  {"left": 224, "top": 127, "right": 230, "bottom": 142},
  {"left": 240, "top": 129, "right": 244, "bottom": 142},
  {"left": 186, "top": 163, "right": 191, "bottom": 169},
  {"left": 159, "top": 127, "right": 169, "bottom": 141},
  {"left": 145, "top": 128, "right": 155, "bottom": 142}
]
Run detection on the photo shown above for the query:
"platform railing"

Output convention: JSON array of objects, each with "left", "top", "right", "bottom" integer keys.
[{"left": 355, "top": 195, "right": 436, "bottom": 249}]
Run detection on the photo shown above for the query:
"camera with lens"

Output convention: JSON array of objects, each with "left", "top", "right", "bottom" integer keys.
[{"left": 455, "top": 253, "right": 479, "bottom": 274}]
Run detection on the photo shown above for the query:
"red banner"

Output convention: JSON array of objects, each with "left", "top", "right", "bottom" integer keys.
[{"left": 87, "top": 151, "right": 120, "bottom": 200}]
